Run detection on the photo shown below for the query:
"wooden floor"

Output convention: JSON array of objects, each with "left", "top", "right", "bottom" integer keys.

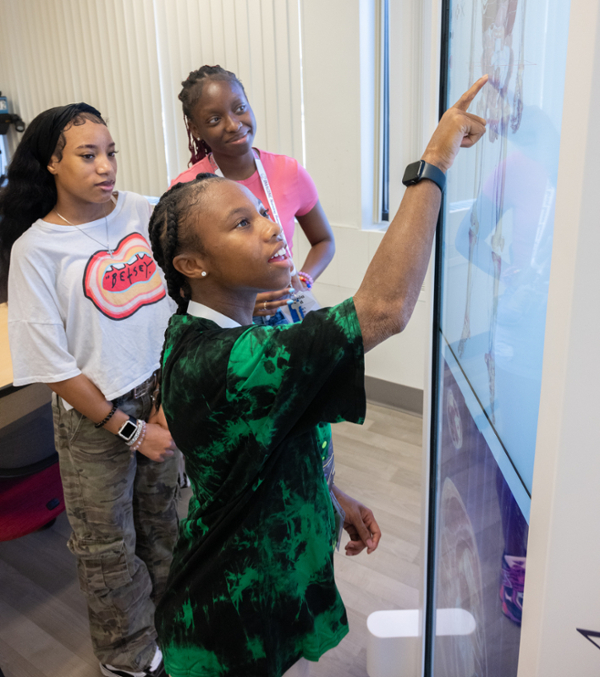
[
  {"left": 0, "top": 403, "right": 423, "bottom": 677},
  {"left": 312, "top": 405, "right": 423, "bottom": 677}
]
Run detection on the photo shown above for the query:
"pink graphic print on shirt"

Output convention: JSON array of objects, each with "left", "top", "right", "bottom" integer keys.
[{"left": 83, "top": 232, "right": 166, "bottom": 320}]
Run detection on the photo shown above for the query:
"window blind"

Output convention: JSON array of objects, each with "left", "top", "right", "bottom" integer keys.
[{"left": 0, "top": 0, "right": 302, "bottom": 196}]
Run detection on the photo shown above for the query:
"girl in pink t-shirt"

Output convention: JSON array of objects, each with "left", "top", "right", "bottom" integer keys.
[{"left": 170, "top": 65, "right": 335, "bottom": 323}]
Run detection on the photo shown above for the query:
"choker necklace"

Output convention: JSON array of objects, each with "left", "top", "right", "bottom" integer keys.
[{"left": 54, "top": 204, "right": 114, "bottom": 257}]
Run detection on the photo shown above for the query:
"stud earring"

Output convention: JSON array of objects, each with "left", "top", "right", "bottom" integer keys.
[{"left": 201, "top": 271, "right": 207, "bottom": 277}]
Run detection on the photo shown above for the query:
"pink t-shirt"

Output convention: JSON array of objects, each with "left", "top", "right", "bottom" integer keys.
[{"left": 170, "top": 150, "right": 319, "bottom": 255}]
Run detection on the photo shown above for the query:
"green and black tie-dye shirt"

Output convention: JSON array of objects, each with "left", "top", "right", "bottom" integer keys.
[{"left": 156, "top": 299, "right": 365, "bottom": 677}]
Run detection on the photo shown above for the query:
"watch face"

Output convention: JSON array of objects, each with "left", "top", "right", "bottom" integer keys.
[
  {"left": 402, "top": 161, "right": 423, "bottom": 186},
  {"left": 120, "top": 420, "right": 137, "bottom": 440}
]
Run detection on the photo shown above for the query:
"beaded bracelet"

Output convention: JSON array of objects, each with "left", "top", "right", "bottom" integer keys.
[
  {"left": 298, "top": 271, "right": 314, "bottom": 289},
  {"left": 126, "top": 419, "right": 144, "bottom": 447},
  {"left": 95, "top": 403, "right": 117, "bottom": 429},
  {"left": 130, "top": 421, "right": 147, "bottom": 453}
]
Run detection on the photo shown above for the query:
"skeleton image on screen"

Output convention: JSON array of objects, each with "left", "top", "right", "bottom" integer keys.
[
  {"left": 457, "top": 0, "right": 526, "bottom": 422},
  {"left": 449, "top": 0, "right": 564, "bottom": 490}
]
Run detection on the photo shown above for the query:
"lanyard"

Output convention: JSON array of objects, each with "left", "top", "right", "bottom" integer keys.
[
  {"left": 208, "top": 150, "right": 297, "bottom": 275},
  {"left": 253, "top": 150, "right": 283, "bottom": 234}
]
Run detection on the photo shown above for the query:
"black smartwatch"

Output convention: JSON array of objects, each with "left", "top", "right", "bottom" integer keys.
[
  {"left": 117, "top": 416, "right": 138, "bottom": 443},
  {"left": 402, "top": 160, "right": 446, "bottom": 193}
]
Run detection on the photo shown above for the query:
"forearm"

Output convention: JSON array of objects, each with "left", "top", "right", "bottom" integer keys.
[
  {"left": 48, "top": 373, "right": 130, "bottom": 434},
  {"left": 296, "top": 201, "right": 335, "bottom": 280},
  {"left": 353, "top": 75, "right": 488, "bottom": 352},
  {"left": 49, "top": 374, "right": 175, "bottom": 463},
  {"left": 298, "top": 237, "right": 335, "bottom": 280},
  {"left": 354, "top": 180, "right": 441, "bottom": 351}
]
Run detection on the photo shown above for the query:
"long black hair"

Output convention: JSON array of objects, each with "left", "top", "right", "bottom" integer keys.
[
  {"left": 148, "top": 172, "right": 224, "bottom": 405},
  {"left": 0, "top": 103, "right": 105, "bottom": 301},
  {"left": 178, "top": 65, "right": 247, "bottom": 166}
]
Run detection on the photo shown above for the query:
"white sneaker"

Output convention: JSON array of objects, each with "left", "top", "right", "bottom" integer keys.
[{"left": 100, "top": 647, "right": 165, "bottom": 677}]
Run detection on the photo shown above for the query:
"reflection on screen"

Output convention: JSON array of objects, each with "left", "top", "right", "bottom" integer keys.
[
  {"left": 431, "top": 0, "right": 571, "bottom": 675},
  {"left": 442, "top": 0, "right": 570, "bottom": 495}
]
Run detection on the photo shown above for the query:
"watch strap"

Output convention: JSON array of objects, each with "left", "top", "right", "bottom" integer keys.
[{"left": 402, "top": 160, "right": 446, "bottom": 192}]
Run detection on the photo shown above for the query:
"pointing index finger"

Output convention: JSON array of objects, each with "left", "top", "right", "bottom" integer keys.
[{"left": 453, "top": 74, "right": 489, "bottom": 112}]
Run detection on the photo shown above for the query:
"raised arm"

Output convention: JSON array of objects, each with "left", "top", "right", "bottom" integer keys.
[{"left": 354, "top": 77, "right": 488, "bottom": 352}]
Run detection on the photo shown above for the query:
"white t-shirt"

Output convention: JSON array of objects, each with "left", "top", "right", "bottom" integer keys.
[{"left": 8, "top": 191, "right": 174, "bottom": 404}]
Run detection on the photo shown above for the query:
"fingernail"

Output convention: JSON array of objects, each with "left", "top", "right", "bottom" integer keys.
[
  {"left": 286, "top": 299, "right": 293, "bottom": 305},
  {"left": 367, "top": 539, "right": 374, "bottom": 548}
]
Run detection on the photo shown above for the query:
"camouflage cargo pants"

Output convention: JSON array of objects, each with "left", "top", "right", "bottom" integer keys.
[{"left": 53, "top": 378, "right": 179, "bottom": 672}]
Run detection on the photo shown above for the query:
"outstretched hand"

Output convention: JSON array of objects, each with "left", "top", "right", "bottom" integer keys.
[
  {"left": 421, "top": 75, "right": 488, "bottom": 173},
  {"left": 332, "top": 485, "right": 382, "bottom": 556}
]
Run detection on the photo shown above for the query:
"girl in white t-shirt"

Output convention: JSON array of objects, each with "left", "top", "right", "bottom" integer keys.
[{"left": 0, "top": 103, "right": 177, "bottom": 677}]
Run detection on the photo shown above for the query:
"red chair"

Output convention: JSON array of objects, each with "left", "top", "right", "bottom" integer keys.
[{"left": 0, "top": 383, "right": 64, "bottom": 541}]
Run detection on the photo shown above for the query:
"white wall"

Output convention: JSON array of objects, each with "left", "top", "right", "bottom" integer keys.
[
  {"left": 517, "top": 0, "right": 600, "bottom": 674},
  {"left": 300, "top": 0, "right": 432, "bottom": 391}
]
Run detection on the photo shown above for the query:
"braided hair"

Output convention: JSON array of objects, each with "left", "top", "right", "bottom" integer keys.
[
  {"left": 178, "top": 65, "right": 247, "bottom": 166},
  {"left": 148, "top": 173, "right": 224, "bottom": 403}
]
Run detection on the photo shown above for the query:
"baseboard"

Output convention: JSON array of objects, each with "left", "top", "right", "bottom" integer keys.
[{"left": 364, "top": 376, "right": 424, "bottom": 416}]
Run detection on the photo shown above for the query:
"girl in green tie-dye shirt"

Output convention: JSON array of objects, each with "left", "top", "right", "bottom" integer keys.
[
  {"left": 149, "top": 176, "right": 368, "bottom": 677},
  {"left": 147, "top": 83, "right": 486, "bottom": 674}
]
